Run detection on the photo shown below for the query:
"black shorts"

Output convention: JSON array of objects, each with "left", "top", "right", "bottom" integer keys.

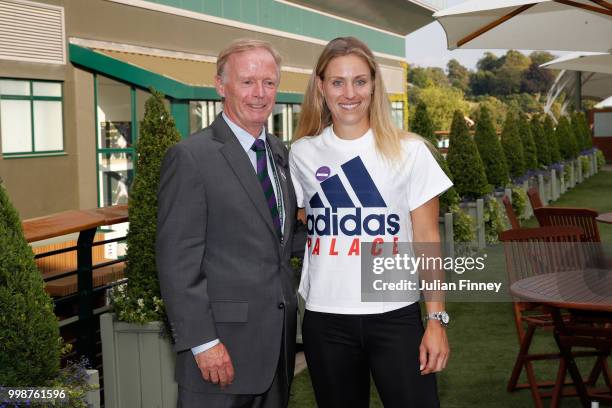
[{"left": 302, "top": 303, "right": 440, "bottom": 408}]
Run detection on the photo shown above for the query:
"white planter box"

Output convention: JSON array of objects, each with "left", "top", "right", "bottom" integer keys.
[{"left": 100, "top": 313, "right": 178, "bottom": 408}]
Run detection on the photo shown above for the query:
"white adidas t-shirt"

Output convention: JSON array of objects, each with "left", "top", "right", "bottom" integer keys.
[{"left": 289, "top": 126, "right": 453, "bottom": 314}]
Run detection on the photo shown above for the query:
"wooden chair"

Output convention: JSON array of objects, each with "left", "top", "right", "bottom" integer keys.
[
  {"left": 534, "top": 207, "right": 601, "bottom": 244},
  {"left": 527, "top": 187, "right": 544, "bottom": 209},
  {"left": 502, "top": 195, "right": 521, "bottom": 229},
  {"left": 499, "top": 226, "right": 604, "bottom": 407}
]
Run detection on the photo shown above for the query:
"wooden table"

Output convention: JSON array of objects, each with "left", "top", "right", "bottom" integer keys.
[
  {"left": 511, "top": 269, "right": 612, "bottom": 407},
  {"left": 597, "top": 212, "right": 612, "bottom": 225}
]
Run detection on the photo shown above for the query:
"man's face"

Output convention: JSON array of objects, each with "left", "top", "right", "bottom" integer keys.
[{"left": 215, "top": 48, "right": 279, "bottom": 137}]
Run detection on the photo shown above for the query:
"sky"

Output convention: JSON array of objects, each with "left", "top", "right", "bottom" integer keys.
[{"left": 404, "top": 0, "right": 569, "bottom": 71}]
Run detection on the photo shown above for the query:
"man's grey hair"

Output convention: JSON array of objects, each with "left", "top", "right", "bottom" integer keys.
[{"left": 216, "top": 38, "right": 282, "bottom": 83}]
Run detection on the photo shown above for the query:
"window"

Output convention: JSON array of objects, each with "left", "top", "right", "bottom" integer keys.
[
  {"left": 0, "top": 79, "right": 64, "bottom": 156},
  {"left": 391, "top": 101, "right": 404, "bottom": 130},
  {"left": 189, "top": 100, "right": 223, "bottom": 134},
  {"left": 268, "top": 103, "right": 301, "bottom": 146}
]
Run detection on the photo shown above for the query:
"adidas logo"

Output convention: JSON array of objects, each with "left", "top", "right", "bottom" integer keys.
[{"left": 307, "top": 157, "right": 400, "bottom": 237}]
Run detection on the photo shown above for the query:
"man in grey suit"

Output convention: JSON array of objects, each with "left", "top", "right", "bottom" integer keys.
[{"left": 156, "top": 39, "right": 298, "bottom": 408}]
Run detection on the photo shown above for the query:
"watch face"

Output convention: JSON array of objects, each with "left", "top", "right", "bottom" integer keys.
[{"left": 441, "top": 312, "right": 450, "bottom": 324}]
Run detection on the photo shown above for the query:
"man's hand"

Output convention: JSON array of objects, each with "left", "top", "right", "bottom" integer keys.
[
  {"left": 419, "top": 322, "right": 449, "bottom": 375},
  {"left": 194, "top": 342, "right": 235, "bottom": 388}
]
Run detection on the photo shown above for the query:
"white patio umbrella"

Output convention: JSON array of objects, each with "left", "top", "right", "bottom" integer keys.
[
  {"left": 434, "top": 0, "right": 612, "bottom": 52},
  {"left": 541, "top": 52, "right": 612, "bottom": 99},
  {"left": 594, "top": 95, "right": 612, "bottom": 108}
]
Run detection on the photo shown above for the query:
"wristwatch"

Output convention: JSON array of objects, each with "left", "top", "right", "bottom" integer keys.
[{"left": 425, "top": 311, "right": 450, "bottom": 328}]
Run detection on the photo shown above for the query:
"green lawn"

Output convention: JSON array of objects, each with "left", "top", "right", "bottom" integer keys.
[{"left": 289, "top": 170, "right": 612, "bottom": 408}]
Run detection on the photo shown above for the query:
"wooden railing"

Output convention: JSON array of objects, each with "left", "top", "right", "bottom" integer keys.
[{"left": 23, "top": 205, "right": 128, "bottom": 366}]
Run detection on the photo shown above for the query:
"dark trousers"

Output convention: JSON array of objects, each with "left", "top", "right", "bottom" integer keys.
[{"left": 302, "top": 303, "right": 440, "bottom": 408}]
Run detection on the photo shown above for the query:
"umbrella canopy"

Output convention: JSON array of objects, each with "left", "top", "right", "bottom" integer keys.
[
  {"left": 541, "top": 52, "right": 612, "bottom": 99},
  {"left": 595, "top": 96, "right": 612, "bottom": 108},
  {"left": 434, "top": 0, "right": 612, "bottom": 52}
]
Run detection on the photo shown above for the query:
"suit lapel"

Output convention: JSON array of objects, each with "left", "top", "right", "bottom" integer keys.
[{"left": 212, "top": 116, "right": 278, "bottom": 241}]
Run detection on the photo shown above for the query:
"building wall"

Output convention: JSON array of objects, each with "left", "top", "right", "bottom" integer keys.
[{"left": 1, "top": 0, "right": 408, "bottom": 218}]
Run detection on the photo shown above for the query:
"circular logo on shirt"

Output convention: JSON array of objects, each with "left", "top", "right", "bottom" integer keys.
[{"left": 315, "top": 166, "right": 331, "bottom": 181}]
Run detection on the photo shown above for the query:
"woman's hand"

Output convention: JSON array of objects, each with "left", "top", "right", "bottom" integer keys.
[{"left": 419, "top": 321, "right": 449, "bottom": 375}]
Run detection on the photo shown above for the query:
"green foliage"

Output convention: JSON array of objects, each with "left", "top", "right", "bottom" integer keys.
[
  {"left": 0, "top": 182, "right": 61, "bottom": 386},
  {"left": 408, "top": 66, "right": 450, "bottom": 88},
  {"left": 474, "top": 106, "right": 509, "bottom": 188},
  {"left": 115, "top": 89, "right": 180, "bottom": 324},
  {"left": 411, "top": 86, "right": 470, "bottom": 131},
  {"left": 451, "top": 205, "right": 476, "bottom": 243},
  {"left": 447, "top": 59, "right": 470, "bottom": 93},
  {"left": 434, "top": 151, "right": 460, "bottom": 214},
  {"left": 511, "top": 187, "right": 527, "bottom": 220},
  {"left": 530, "top": 115, "right": 551, "bottom": 166},
  {"left": 556, "top": 116, "right": 578, "bottom": 160},
  {"left": 502, "top": 93, "right": 542, "bottom": 115},
  {"left": 543, "top": 116, "right": 561, "bottom": 163},
  {"left": 410, "top": 101, "right": 436, "bottom": 144},
  {"left": 572, "top": 112, "right": 592, "bottom": 151},
  {"left": 446, "top": 111, "right": 491, "bottom": 199},
  {"left": 580, "top": 156, "right": 590, "bottom": 176},
  {"left": 500, "top": 111, "right": 526, "bottom": 179},
  {"left": 596, "top": 150, "right": 605, "bottom": 170},
  {"left": 518, "top": 113, "right": 538, "bottom": 171},
  {"left": 483, "top": 197, "right": 507, "bottom": 244},
  {"left": 520, "top": 63, "right": 554, "bottom": 94},
  {"left": 471, "top": 96, "right": 507, "bottom": 129}
]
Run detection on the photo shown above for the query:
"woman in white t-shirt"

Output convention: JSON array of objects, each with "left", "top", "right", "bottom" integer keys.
[{"left": 289, "top": 37, "right": 452, "bottom": 408}]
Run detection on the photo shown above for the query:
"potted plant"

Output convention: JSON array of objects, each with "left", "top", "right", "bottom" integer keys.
[
  {"left": 0, "top": 181, "right": 98, "bottom": 407},
  {"left": 100, "top": 90, "right": 180, "bottom": 408}
]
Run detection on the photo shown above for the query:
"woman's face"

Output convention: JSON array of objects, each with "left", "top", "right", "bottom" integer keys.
[{"left": 318, "top": 54, "right": 373, "bottom": 132}]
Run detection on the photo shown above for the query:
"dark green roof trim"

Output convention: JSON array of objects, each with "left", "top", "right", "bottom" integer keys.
[{"left": 70, "top": 44, "right": 304, "bottom": 104}]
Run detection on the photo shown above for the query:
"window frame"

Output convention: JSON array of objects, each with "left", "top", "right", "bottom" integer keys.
[{"left": 0, "top": 78, "right": 65, "bottom": 158}]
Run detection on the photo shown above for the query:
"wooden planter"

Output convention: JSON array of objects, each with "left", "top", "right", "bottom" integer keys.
[{"left": 100, "top": 313, "right": 178, "bottom": 408}]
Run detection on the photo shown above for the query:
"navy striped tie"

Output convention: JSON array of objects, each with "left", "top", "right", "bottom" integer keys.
[{"left": 251, "top": 139, "right": 282, "bottom": 238}]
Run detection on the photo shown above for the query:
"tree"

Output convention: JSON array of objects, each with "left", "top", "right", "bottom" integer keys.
[
  {"left": 474, "top": 106, "right": 509, "bottom": 188},
  {"left": 520, "top": 62, "right": 555, "bottom": 94},
  {"left": 471, "top": 95, "right": 507, "bottom": 129},
  {"left": 531, "top": 115, "right": 551, "bottom": 166},
  {"left": 447, "top": 59, "right": 470, "bottom": 93},
  {"left": 412, "top": 86, "right": 470, "bottom": 131},
  {"left": 529, "top": 51, "right": 556, "bottom": 67},
  {"left": 493, "top": 51, "right": 532, "bottom": 96},
  {"left": 469, "top": 70, "right": 496, "bottom": 96},
  {"left": 408, "top": 67, "right": 450, "bottom": 88},
  {"left": 518, "top": 113, "right": 538, "bottom": 171},
  {"left": 410, "top": 101, "right": 436, "bottom": 144},
  {"left": 117, "top": 89, "right": 181, "bottom": 323},
  {"left": 0, "top": 181, "right": 60, "bottom": 386},
  {"left": 500, "top": 111, "right": 526, "bottom": 179},
  {"left": 544, "top": 115, "right": 561, "bottom": 163},
  {"left": 446, "top": 110, "right": 491, "bottom": 199},
  {"left": 556, "top": 116, "right": 578, "bottom": 160},
  {"left": 572, "top": 112, "right": 592, "bottom": 151},
  {"left": 477, "top": 52, "right": 502, "bottom": 72}
]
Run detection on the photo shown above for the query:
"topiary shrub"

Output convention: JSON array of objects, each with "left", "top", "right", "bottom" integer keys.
[
  {"left": 557, "top": 116, "right": 578, "bottom": 160},
  {"left": 112, "top": 89, "right": 180, "bottom": 324},
  {"left": 518, "top": 113, "right": 538, "bottom": 171},
  {"left": 501, "top": 111, "right": 526, "bottom": 180},
  {"left": 435, "top": 152, "right": 461, "bottom": 214},
  {"left": 578, "top": 112, "right": 593, "bottom": 150},
  {"left": 474, "top": 106, "right": 509, "bottom": 189},
  {"left": 580, "top": 156, "right": 590, "bottom": 176},
  {"left": 544, "top": 115, "right": 561, "bottom": 164},
  {"left": 411, "top": 101, "right": 437, "bottom": 145},
  {"left": 446, "top": 110, "right": 491, "bottom": 199},
  {"left": 596, "top": 149, "right": 605, "bottom": 170},
  {"left": 0, "top": 181, "right": 61, "bottom": 387},
  {"left": 451, "top": 204, "right": 476, "bottom": 243},
  {"left": 483, "top": 197, "right": 507, "bottom": 244},
  {"left": 511, "top": 187, "right": 527, "bottom": 220},
  {"left": 531, "top": 115, "right": 551, "bottom": 166}
]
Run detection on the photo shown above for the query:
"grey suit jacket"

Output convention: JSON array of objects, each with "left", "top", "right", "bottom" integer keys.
[{"left": 156, "top": 115, "right": 298, "bottom": 395}]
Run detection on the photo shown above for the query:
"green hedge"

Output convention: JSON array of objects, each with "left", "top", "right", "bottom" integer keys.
[
  {"left": 0, "top": 182, "right": 60, "bottom": 386},
  {"left": 447, "top": 110, "right": 491, "bottom": 199},
  {"left": 500, "top": 111, "right": 526, "bottom": 180},
  {"left": 474, "top": 106, "right": 509, "bottom": 189}
]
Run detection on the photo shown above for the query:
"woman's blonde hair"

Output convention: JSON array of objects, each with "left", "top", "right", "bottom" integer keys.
[{"left": 293, "top": 36, "right": 410, "bottom": 161}]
